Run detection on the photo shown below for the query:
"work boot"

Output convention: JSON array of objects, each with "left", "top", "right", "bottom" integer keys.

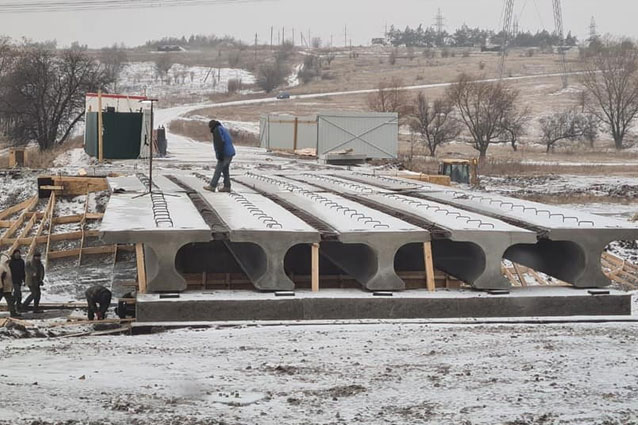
[
  {"left": 10, "top": 312, "right": 21, "bottom": 318},
  {"left": 218, "top": 186, "right": 231, "bottom": 193},
  {"left": 202, "top": 185, "right": 216, "bottom": 193}
]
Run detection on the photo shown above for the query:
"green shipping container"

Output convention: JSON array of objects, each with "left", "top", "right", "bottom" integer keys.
[{"left": 84, "top": 111, "right": 143, "bottom": 159}]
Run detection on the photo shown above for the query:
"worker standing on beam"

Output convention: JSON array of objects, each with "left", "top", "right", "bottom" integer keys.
[
  {"left": 22, "top": 251, "right": 45, "bottom": 313},
  {"left": 204, "top": 120, "right": 235, "bottom": 193},
  {"left": 9, "top": 249, "right": 25, "bottom": 313},
  {"left": 0, "top": 253, "right": 19, "bottom": 318},
  {"left": 85, "top": 285, "right": 112, "bottom": 321}
]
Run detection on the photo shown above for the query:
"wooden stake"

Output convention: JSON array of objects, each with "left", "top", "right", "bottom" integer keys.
[
  {"left": 136, "top": 243, "right": 147, "bottom": 294},
  {"left": 424, "top": 242, "right": 435, "bottom": 292},
  {"left": 293, "top": 117, "right": 299, "bottom": 151},
  {"left": 311, "top": 242, "right": 320, "bottom": 292},
  {"left": 98, "top": 90, "right": 104, "bottom": 163}
]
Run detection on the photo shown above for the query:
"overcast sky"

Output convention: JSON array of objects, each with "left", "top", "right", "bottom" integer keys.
[{"left": 0, "top": 0, "right": 633, "bottom": 48}]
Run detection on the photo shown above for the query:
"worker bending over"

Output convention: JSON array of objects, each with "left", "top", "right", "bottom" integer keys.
[{"left": 85, "top": 285, "right": 112, "bottom": 320}]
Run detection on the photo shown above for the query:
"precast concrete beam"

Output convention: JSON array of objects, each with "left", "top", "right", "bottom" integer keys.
[
  {"left": 338, "top": 174, "right": 638, "bottom": 289},
  {"left": 100, "top": 189, "right": 212, "bottom": 293},
  {"left": 289, "top": 172, "right": 537, "bottom": 289},
  {"left": 176, "top": 175, "right": 320, "bottom": 291},
  {"left": 234, "top": 172, "right": 430, "bottom": 291}
]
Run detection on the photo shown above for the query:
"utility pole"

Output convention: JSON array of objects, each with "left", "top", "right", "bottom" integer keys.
[
  {"left": 270, "top": 26, "right": 273, "bottom": 48},
  {"left": 292, "top": 28, "right": 295, "bottom": 46},
  {"left": 344, "top": 25, "right": 347, "bottom": 47},
  {"left": 254, "top": 33, "right": 258, "bottom": 61}
]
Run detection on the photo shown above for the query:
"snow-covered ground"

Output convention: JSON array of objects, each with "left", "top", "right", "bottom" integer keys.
[
  {"left": 1, "top": 322, "right": 637, "bottom": 424},
  {"left": 118, "top": 62, "right": 256, "bottom": 101}
]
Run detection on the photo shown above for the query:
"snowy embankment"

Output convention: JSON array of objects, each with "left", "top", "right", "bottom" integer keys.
[{"left": 0, "top": 322, "right": 637, "bottom": 424}]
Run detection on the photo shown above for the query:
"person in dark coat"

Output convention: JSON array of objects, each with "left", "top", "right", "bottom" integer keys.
[
  {"left": 9, "top": 249, "right": 25, "bottom": 312},
  {"left": 22, "top": 251, "right": 45, "bottom": 313},
  {"left": 204, "top": 120, "right": 235, "bottom": 193},
  {"left": 85, "top": 285, "right": 112, "bottom": 320}
]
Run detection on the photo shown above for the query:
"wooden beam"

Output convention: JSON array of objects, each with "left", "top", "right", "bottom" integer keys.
[
  {"left": 48, "top": 248, "right": 82, "bottom": 259},
  {"left": 78, "top": 190, "right": 90, "bottom": 267},
  {"left": 82, "top": 245, "right": 116, "bottom": 255},
  {"left": 0, "top": 220, "right": 14, "bottom": 228},
  {"left": 39, "top": 185, "right": 64, "bottom": 191},
  {"left": 0, "top": 195, "right": 38, "bottom": 244},
  {"left": 98, "top": 89, "right": 104, "bottom": 163},
  {"left": 0, "top": 197, "right": 36, "bottom": 221},
  {"left": 311, "top": 242, "right": 319, "bottom": 292},
  {"left": 136, "top": 243, "right": 147, "bottom": 294},
  {"left": 512, "top": 263, "right": 528, "bottom": 287},
  {"left": 28, "top": 194, "right": 53, "bottom": 258},
  {"left": 44, "top": 192, "right": 56, "bottom": 266},
  {"left": 424, "top": 242, "right": 436, "bottom": 292}
]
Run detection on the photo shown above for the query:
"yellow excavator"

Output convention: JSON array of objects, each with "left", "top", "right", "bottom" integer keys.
[{"left": 438, "top": 158, "right": 479, "bottom": 186}]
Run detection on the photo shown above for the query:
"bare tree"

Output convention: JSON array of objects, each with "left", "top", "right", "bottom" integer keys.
[
  {"left": 367, "top": 77, "right": 410, "bottom": 116},
  {"left": 540, "top": 110, "right": 599, "bottom": 153},
  {"left": 409, "top": 92, "right": 461, "bottom": 156},
  {"left": 311, "top": 37, "right": 322, "bottom": 49},
  {"left": 580, "top": 43, "right": 638, "bottom": 149},
  {"left": 0, "top": 45, "right": 112, "bottom": 150},
  {"left": 256, "top": 61, "right": 287, "bottom": 93},
  {"left": 154, "top": 53, "right": 173, "bottom": 80},
  {"left": 446, "top": 73, "right": 527, "bottom": 159},
  {"left": 99, "top": 44, "right": 128, "bottom": 92}
]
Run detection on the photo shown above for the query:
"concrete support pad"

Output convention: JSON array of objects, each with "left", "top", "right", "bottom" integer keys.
[{"left": 136, "top": 288, "right": 632, "bottom": 322}]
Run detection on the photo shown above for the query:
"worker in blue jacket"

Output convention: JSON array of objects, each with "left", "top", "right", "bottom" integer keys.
[{"left": 204, "top": 120, "right": 236, "bottom": 192}]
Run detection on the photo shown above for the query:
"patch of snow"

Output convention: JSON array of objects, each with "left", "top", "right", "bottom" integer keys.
[
  {"left": 287, "top": 63, "right": 303, "bottom": 87},
  {"left": 53, "top": 148, "right": 95, "bottom": 169},
  {"left": 118, "top": 62, "right": 256, "bottom": 101}
]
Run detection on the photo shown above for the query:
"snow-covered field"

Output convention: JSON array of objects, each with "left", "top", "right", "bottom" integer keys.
[
  {"left": 118, "top": 62, "right": 256, "bottom": 101},
  {"left": 1, "top": 322, "right": 638, "bottom": 424}
]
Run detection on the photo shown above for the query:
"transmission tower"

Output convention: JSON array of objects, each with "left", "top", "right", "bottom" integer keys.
[
  {"left": 589, "top": 16, "right": 598, "bottom": 41},
  {"left": 435, "top": 8, "right": 445, "bottom": 35},
  {"left": 499, "top": 0, "right": 569, "bottom": 87},
  {"left": 498, "top": 0, "right": 514, "bottom": 78},
  {"left": 552, "top": 0, "right": 568, "bottom": 87}
]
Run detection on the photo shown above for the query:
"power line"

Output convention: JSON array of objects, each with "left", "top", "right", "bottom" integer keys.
[{"left": 0, "top": 0, "right": 274, "bottom": 13}]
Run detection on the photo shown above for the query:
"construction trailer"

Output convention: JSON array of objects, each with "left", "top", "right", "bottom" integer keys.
[
  {"left": 84, "top": 93, "right": 152, "bottom": 160},
  {"left": 259, "top": 111, "right": 399, "bottom": 160}
]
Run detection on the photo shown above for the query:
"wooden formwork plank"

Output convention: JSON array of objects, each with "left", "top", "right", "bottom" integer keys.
[
  {"left": 44, "top": 192, "right": 57, "bottom": 266},
  {"left": 512, "top": 263, "right": 528, "bottom": 287},
  {"left": 502, "top": 265, "right": 520, "bottom": 287},
  {"left": 28, "top": 194, "right": 53, "bottom": 258},
  {"left": 311, "top": 243, "right": 319, "bottom": 292},
  {"left": 0, "top": 197, "right": 36, "bottom": 221},
  {"left": 1, "top": 195, "right": 38, "bottom": 244},
  {"left": 424, "top": 242, "right": 436, "bottom": 292},
  {"left": 136, "top": 243, "right": 147, "bottom": 294},
  {"left": 78, "top": 190, "right": 90, "bottom": 267}
]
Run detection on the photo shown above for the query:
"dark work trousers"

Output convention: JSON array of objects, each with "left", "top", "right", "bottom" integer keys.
[
  {"left": 210, "top": 156, "right": 233, "bottom": 189},
  {"left": 87, "top": 290, "right": 112, "bottom": 320},
  {"left": 22, "top": 285, "right": 41, "bottom": 310},
  {"left": 0, "top": 292, "right": 16, "bottom": 316},
  {"left": 13, "top": 285, "right": 22, "bottom": 311}
]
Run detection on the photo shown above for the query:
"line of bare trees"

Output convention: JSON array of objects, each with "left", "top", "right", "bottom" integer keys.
[
  {"left": 0, "top": 39, "right": 114, "bottom": 151},
  {"left": 368, "top": 39, "right": 638, "bottom": 159}
]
